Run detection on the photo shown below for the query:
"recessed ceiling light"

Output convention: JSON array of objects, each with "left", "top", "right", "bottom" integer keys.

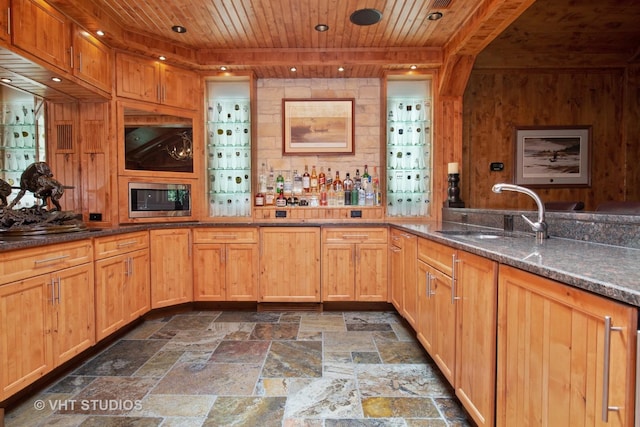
[
  {"left": 338, "top": 67, "right": 345, "bottom": 72},
  {"left": 172, "top": 25, "right": 187, "bottom": 33},
  {"left": 220, "top": 66, "right": 227, "bottom": 71},
  {"left": 315, "top": 23, "right": 329, "bottom": 32},
  {"left": 350, "top": 8, "right": 382, "bottom": 26},
  {"left": 410, "top": 65, "right": 417, "bottom": 70},
  {"left": 1, "top": 78, "right": 12, "bottom": 83},
  {"left": 96, "top": 30, "right": 105, "bottom": 36},
  {"left": 51, "top": 77, "right": 62, "bottom": 82},
  {"left": 290, "top": 67, "right": 297, "bottom": 72},
  {"left": 427, "top": 12, "right": 444, "bottom": 21},
  {"left": 159, "top": 56, "right": 166, "bottom": 61}
]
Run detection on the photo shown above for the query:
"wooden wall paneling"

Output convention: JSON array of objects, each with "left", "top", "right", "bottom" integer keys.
[
  {"left": 79, "top": 101, "right": 113, "bottom": 226},
  {"left": 624, "top": 65, "right": 640, "bottom": 201},
  {"left": 48, "top": 102, "right": 81, "bottom": 213},
  {"left": 463, "top": 69, "right": 628, "bottom": 211}
]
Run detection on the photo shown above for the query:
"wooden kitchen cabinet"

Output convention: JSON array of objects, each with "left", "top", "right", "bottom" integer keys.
[
  {"left": 193, "top": 228, "right": 258, "bottom": 301},
  {"left": 322, "top": 227, "right": 388, "bottom": 302},
  {"left": 416, "top": 237, "right": 497, "bottom": 427},
  {"left": 497, "top": 264, "right": 637, "bottom": 427},
  {"left": 10, "top": 0, "right": 71, "bottom": 72},
  {"left": 115, "top": 52, "right": 200, "bottom": 110},
  {"left": 0, "top": 240, "right": 94, "bottom": 401},
  {"left": 150, "top": 229, "right": 193, "bottom": 308},
  {"left": 94, "top": 231, "right": 150, "bottom": 340},
  {"left": 389, "top": 228, "right": 418, "bottom": 327},
  {"left": 71, "top": 24, "right": 112, "bottom": 93},
  {"left": 0, "top": 0, "right": 9, "bottom": 42},
  {"left": 259, "top": 227, "right": 320, "bottom": 303}
]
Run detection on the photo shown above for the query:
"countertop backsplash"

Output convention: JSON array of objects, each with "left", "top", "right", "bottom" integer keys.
[{"left": 443, "top": 208, "right": 640, "bottom": 249}]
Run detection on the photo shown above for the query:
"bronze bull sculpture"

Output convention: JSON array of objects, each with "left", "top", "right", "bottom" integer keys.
[{"left": 7, "top": 162, "right": 64, "bottom": 211}]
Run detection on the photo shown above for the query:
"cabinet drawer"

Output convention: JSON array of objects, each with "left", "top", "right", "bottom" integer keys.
[
  {"left": 322, "top": 227, "right": 388, "bottom": 244},
  {"left": 94, "top": 231, "right": 149, "bottom": 259},
  {"left": 193, "top": 227, "right": 258, "bottom": 244},
  {"left": 0, "top": 240, "right": 93, "bottom": 285},
  {"left": 417, "top": 237, "right": 455, "bottom": 276},
  {"left": 390, "top": 228, "right": 414, "bottom": 248}
]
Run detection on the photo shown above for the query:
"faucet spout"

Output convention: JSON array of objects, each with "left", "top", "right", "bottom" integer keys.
[{"left": 492, "top": 183, "right": 548, "bottom": 243}]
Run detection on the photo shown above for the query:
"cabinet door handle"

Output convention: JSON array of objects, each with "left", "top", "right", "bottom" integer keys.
[
  {"left": 49, "top": 278, "right": 56, "bottom": 304},
  {"left": 7, "top": 8, "right": 10, "bottom": 35},
  {"left": 451, "top": 254, "right": 461, "bottom": 304},
  {"left": 69, "top": 46, "right": 74, "bottom": 68},
  {"left": 56, "top": 277, "right": 61, "bottom": 304},
  {"left": 602, "top": 316, "right": 623, "bottom": 422},
  {"left": 34, "top": 254, "right": 70, "bottom": 265},
  {"left": 78, "top": 51, "right": 83, "bottom": 72},
  {"left": 389, "top": 246, "right": 401, "bottom": 253},
  {"left": 426, "top": 271, "right": 432, "bottom": 299}
]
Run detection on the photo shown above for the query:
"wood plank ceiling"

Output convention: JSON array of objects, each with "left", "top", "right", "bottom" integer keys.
[{"left": 32, "top": 0, "right": 640, "bottom": 78}]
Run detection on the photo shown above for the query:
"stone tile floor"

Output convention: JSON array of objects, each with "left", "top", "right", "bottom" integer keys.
[{"left": 5, "top": 310, "right": 473, "bottom": 426}]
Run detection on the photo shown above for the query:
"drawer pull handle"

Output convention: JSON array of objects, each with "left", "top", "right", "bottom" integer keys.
[
  {"left": 212, "top": 235, "right": 238, "bottom": 239},
  {"left": 117, "top": 240, "right": 138, "bottom": 248},
  {"left": 34, "top": 254, "right": 70, "bottom": 265},
  {"left": 341, "top": 234, "right": 369, "bottom": 239}
]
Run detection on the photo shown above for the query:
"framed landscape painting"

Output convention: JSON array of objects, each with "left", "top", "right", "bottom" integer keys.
[
  {"left": 514, "top": 126, "right": 591, "bottom": 187},
  {"left": 282, "top": 98, "right": 355, "bottom": 155}
]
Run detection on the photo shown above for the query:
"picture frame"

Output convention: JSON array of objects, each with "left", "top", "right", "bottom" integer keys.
[
  {"left": 282, "top": 98, "right": 355, "bottom": 155},
  {"left": 514, "top": 125, "right": 592, "bottom": 187}
]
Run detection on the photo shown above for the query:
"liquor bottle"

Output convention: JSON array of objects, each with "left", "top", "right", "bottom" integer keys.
[
  {"left": 319, "top": 184, "right": 328, "bottom": 206},
  {"left": 265, "top": 167, "right": 275, "bottom": 205},
  {"left": 358, "top": 185, "right": 366, "bottom": 206},
  {"left": 326, "top": 167, "right": 333, "bottom": 188},
  {"left": 364, "top": 179, "right": 375, "bottom": 206},
  {"left": 292, "top": 169, "right": 303, "bottom": 196},
  {"left": 343, "top": 172, "right": 353, "bottom": 205},
  {"left": 302, "top": 165, "right": 311, "bottom": 193},
  {"left": 327, "top": 184, "right": 336, "bottom": 206},
  {"left": 333, "top": 170, "right": 341, "bottom": 191},
  {"left": 372, "top": 166, "right": 381, "bottom": 206},
  {"left": 318, "top": 166, "right": 326, "bottom": 188},
  {"left": 259, "top": 162, "right": 268, "bottom": 193},
  {"left": 352, "top": 169, "right": 362, "bottom": 205},
  {"left": 283, "top": 170, "right": 293, "bottom": 196},
  {"left": 335, "top": 180, "right": 345, "bottom": 206},
  {"left": 276, "top": 190, "right": 287, "bottom": 207},
  {"left": 310, "top": 165, "right": 318, "bottom": 193},
  {"left": 276, "top": 170, "right": 284, "bottom": 195},
  {"left": 362, "top": 164, "right": 371, "bottom": 183}
]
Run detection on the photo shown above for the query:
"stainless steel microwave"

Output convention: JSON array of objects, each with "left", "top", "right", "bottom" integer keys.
[{"left": 128, "top": 182, "right": 191, "bottom": 218}]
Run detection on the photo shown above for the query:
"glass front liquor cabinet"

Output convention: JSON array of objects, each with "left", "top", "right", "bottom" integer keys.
[
  {"left": 386, "top": 78, "right": 432, "bottom": 217},
  {"left": 205, "top": 78, "right": 253, "bottom": 218}
]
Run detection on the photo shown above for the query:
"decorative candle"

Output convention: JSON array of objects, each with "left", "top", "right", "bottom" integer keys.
[{"left": 447, "top": 162, "right": 459, "bottom": 175}]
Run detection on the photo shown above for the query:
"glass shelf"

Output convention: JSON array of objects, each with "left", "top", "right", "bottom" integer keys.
[
  {"left": 205, "top": 86, "right": 252, "bottom": 218},
  {"left": 386, "top": 89, "right": 432, "bottom": 217}
]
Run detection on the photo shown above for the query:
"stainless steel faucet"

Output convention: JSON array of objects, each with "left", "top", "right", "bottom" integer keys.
[{"left": 492, "top": 183, "right": 548, "bottom": 243}]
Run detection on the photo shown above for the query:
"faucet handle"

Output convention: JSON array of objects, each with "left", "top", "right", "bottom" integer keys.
[{"left": 520, "top": 214, "right": 547, "bottom": 232}]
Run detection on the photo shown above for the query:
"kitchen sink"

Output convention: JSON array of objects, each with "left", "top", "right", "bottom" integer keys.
[{"left": 436, "top": 229, "right": 531, "bottom": 240}]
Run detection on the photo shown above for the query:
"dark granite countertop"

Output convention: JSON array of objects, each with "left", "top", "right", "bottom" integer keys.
[{"left": 391, "top": 221, "right": 640, "bottom": 308}]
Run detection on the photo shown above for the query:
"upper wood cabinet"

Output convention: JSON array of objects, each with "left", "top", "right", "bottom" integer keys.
[
  {"left": 71, "top": 25, "right": 112, "bottom": 93},
  {"left": 11, "top": 0, "right": 71, "bottom": 72},
  {"left": 0, "top": 0, "right": 9, "bottom": 42},
  {"left": 115, "top": 52, "right": 200, "bottom": 110}
]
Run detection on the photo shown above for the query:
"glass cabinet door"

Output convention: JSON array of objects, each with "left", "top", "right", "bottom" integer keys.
[
  {"left": 0, "top": 86, "right": 46, "bottom": 209},
  {"left": 205, "top": 80, "right": 251, "bottom": 218},
  {"left": 386, "top": 79, "right": 432, "bottom": 217}
]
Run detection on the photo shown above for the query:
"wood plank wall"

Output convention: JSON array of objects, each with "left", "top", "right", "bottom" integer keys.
[{"left": 461, "top": 68, "right": 639, "bottom": 211}]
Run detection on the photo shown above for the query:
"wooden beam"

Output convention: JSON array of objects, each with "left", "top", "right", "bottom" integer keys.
[
  {"left": 439, "top": 55, "right": 476, "bottom": 97},
  {"left": 196, "top": 47, "right": 443, "bottom": 68}
]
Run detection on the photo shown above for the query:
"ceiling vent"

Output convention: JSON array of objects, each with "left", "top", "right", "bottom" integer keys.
[{"left": 431, "top": 0, "right": 452, "bottom": 8}]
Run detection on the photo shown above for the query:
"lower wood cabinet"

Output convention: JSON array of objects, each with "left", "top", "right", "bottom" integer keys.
[
  {"left": 497, "top": 264, "right": 637, "bottom": 427},
  {"left": 416, "top": 237, "right": 497, "bottom": 427},
  {"left": 322, "top": 227, "right": 388, "bottom": 302},
  {"left": 94, "top": 232, "right": 150, "bottom": 340},
  {"left": 0, "top": 242, "right": 94, "bottom": 401},
  {"left": 259, "top": 227, "right": 320, "bottom": 303},
  {"left": 150, "top": 229, "right": 193, "bottom": 308},
  {"left": 193, "top": 228, "right": 258, "bottom": 301},
  {"left": 389, "top": 228, "right": 418, "bottom": 327}
]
